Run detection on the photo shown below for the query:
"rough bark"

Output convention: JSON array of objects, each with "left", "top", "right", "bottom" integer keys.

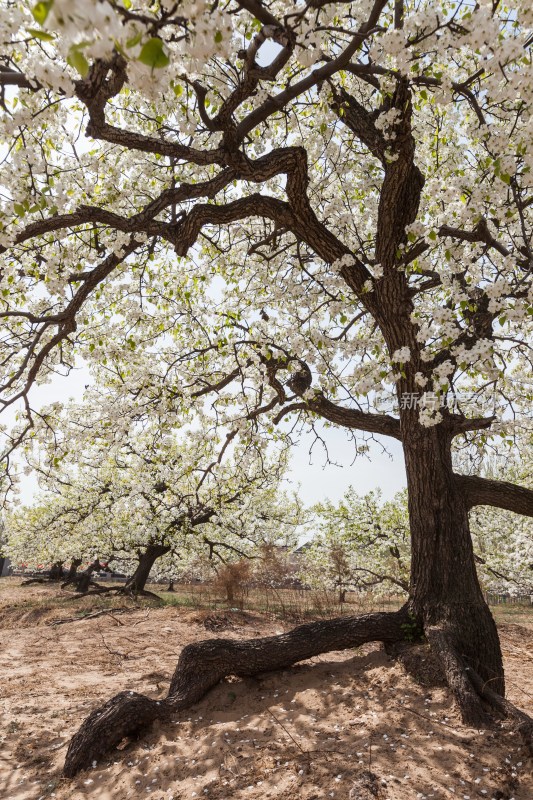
[
  {"left": 49, "top": 561, "right": 65, "bottom": 581},
  {"left": 402, "top": 419, "right": 504, "bottom": 724},
  {"left": 63, "top": 608, "right": 408, "bottom": 776},
  {"left": 69, "top": 559, "right": 107, "bottom": 593},
  {"left": 124, "top": 544, "right": 170, "bottom": 594},
  {"left": 456, "top": 474, "right": 533, "bottom": 517}
]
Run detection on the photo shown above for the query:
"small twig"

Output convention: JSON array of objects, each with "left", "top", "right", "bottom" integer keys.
[
  {"left": 132, "top": 612, "right": 151, "bottom": 626},
  {"left": 50, "top": 607, "right": 130, "bottom": 626},
  {"left": 394, "top": 704, "right": 461, "bottom": 731},
  {"left": 267, "top": 708, "right": 307, "bottom": 756},
  {"left": 96, "top": 623, "right": 128, "bottom": 660}
]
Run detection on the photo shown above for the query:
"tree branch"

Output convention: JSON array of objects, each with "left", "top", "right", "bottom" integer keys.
[
  {"left": 235, "top": 0, "right": 388, "bottom": 142},
  {"left": 456, "top": 474, "right": 533, "bottom": 517}
]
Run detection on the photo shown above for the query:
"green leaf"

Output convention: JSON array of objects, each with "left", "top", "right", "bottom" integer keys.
[
  {"left": 31, "top": 1, "right": 53, "bottom": 25},
  {"left": 27, "top": 27, "right": 55, "bottom": 41},
  {"left": 126, "top": 31, "right": 143, "bottom": 49},
  {"left": 138, "top": 37, "right": 170, "bottom": 69},
  {"left": 13, "top": 203, "right": 26, "bottom": 217},
  {"left": 67, "top": 48, "right": 90, "bottom": 77},
  {"left": 214, "top": 30, "right": 223, "bottom": 43}
]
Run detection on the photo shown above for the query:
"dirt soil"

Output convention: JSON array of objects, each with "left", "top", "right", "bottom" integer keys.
[{"left": 1, "top": 580, "right": 532, "bottom": 800}]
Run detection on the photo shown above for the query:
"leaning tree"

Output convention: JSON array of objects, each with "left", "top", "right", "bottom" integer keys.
[{"left": 0, "top": 0, "right": 532, "bottom": 776}]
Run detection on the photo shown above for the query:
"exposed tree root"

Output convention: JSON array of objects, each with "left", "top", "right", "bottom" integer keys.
[
  {"left": 22, "top": 576, "right": 65, "bottom": 586},
  {"left": 62, "top": 607, "right": 533, "bottom": 778},
  {"left": 425, "top": 625, "right": 492, "bottom": 728},
  {"left": 63, "top": 608, "right": 409, "bottom": 777},
  {"left": 62, "top": 584, "right": 118, "bottom": 600},
  {"left": 50, "top": 607, "right": 131, "bottom": 626},
  {"left": 62, "top": 583, "right": 162, "bottom": 601},
  {"left": 467, "top": 667, "right": 533, "bottom": 756}
]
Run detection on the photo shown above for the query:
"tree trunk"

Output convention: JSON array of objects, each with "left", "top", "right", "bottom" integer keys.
[
  {"left": 62, "top": 558, "right": 82, "bottom": 586},
  {"left": 167, "top": 580, "right": 175, "bottom": 592},
  {"left": 74, "top": 559, "right": 105, "bottom": 593},
  {"left": 67, "top": 558, "right": 82, "bottom": 581},
  {"left": 124, "top": 544, "right": 170, "bottom": 594},
  {"left": 49, "top": 561, "right": 65, "bottom": 581},
  {"left": 63, "top": 609, "right": 408, "bottom": 776},
  {"left": 402, "top": 421, "right": 504, "bottom": 725}
]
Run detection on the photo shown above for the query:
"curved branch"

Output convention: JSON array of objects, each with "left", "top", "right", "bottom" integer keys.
[
  {"left": 235, "top": 0, "right": 388, "bottom": 141},
  {"left": 63, "top": 608, "right": 408, "bottom": 776},
  {"left": 307, "top": 393, "right": 402, "bottom": 440},
  {"left": 170, "top": 194, "right": 295, "bottom": 255},
  {"left": 439, "top": 219, "right": 510, "bottom": 258},
  {"left": 3, "top": 170, "right": 235, "bottom": 254}
]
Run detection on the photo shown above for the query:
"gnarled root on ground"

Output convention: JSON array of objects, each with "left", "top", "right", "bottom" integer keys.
[{"left": 62, "top": 606, "right": 533, "bottom": 778}]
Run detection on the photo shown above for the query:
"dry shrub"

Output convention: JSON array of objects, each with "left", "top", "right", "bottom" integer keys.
[{"left": 212, "top": 560, "right": 252, "bottom": 606}]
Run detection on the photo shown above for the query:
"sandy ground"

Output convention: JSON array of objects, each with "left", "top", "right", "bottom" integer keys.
[{"left": 0, "top": 581, "right": 532, "bottom": 800}]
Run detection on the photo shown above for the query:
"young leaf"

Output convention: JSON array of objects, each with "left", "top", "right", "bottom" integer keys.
[
  {"left": 27, "top": 28, "right": 55, "bottom": 41},
  {"left": 31, "top": 1, "right": 53, "bottom": 25},
  {"left": 67, "top": 48, "right": 90, "bottom": 78},
  {"left": 138, "top": 38, "right": 170, "bottom": 69}
]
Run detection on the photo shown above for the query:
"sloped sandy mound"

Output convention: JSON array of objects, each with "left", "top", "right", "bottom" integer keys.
[{"left": 1, "top": 595, "right": 532, "bottom": 800}]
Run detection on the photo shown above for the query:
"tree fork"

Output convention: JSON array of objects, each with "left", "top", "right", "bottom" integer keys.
[{"left": 63, "top": 608, "right": 409, "bottom": 777}]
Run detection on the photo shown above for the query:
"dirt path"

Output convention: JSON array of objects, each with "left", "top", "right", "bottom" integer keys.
[{"left": 1, "top": 586, "right": 532, "bottom": 800}]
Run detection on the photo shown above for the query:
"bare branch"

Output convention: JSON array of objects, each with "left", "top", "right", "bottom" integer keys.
[{"left": 457, "top": 474, "right": 533, "bottom": 517}]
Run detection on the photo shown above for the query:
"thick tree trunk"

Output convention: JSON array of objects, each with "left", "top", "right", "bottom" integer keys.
[
  {"left": 63, "top": 609, "right": 408, "bottom": 776},
  {"left": 402, "top": 421, "right": 504, "bottom": 725},
  {"left": 60, "top": 558, "right": 83, "bottom": 589},
  {"left": 49, "top": 561, "right": 65, "bottom": 581},
  {"left": 74, "top": 559, "right": 106, "bottom": 593},
  {"left": 66, "top": 558, "right": 82, "bottom": 583},
  {"left": 124, "top": 544, "right": 170, "bottom": 594}
]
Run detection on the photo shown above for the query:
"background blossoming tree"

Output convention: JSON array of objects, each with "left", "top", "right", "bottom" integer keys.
[
  {"left": 7, "top": 396, "right": 301, "bottom": 593},
  {"left": 0, "top": 0, "right": 532, "bottom": 775}
]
